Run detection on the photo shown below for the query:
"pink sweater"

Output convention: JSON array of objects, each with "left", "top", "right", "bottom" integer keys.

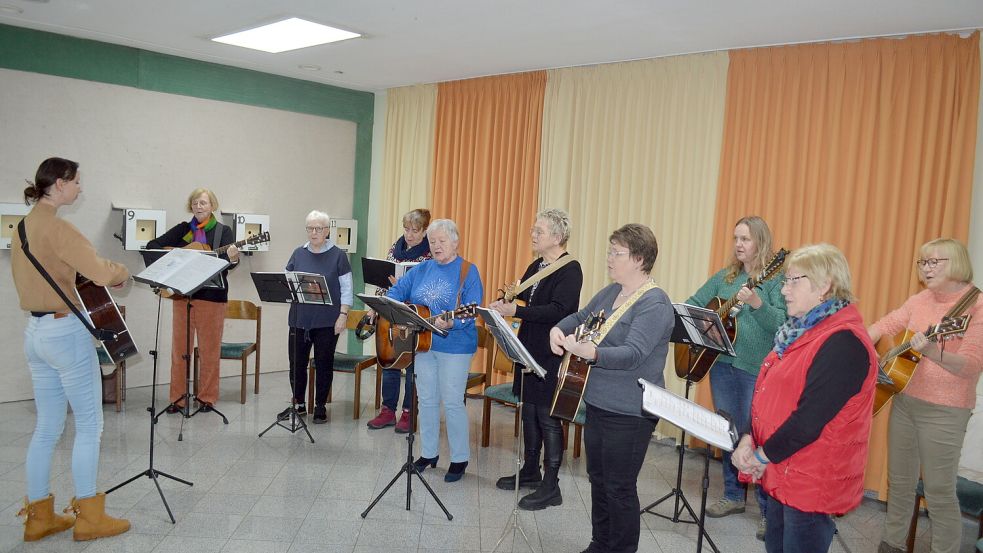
[{"left": 871, "top": 284, "right": 983, "bottom": 409}]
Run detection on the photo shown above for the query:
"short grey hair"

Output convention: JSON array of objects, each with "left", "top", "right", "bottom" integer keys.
[
  {"left": 306, "top": 210, "right": 330, "bottom": 227},
  {"left": 537, "top": 208, "right": 571, "bottom": 246},
  {"left": 427, "top": 219, "right": 459, "bottom": 242}
]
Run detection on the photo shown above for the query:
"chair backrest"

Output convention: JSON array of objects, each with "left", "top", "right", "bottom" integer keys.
[{"left": 224, "top": 299, "right": 261, "bottom": 344}]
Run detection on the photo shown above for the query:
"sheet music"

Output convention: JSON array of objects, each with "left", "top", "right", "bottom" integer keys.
[
  {"left": 672, "top": 303, "right": 737, "bottom": 356},
  {"left": 134, "top": 248, "right": 229, "bottom": 295},
  {"left": 361, "top": 257, "right": 420, "bottom": 289},
  {"left": 288, "top": 271, "right": 332, "bottom": 305},
  {"left": 638, "top": 378, "right": 737, "bottom": 451},
  {"left": 475, "top": 307, "right": 545, "bottom": 378}
]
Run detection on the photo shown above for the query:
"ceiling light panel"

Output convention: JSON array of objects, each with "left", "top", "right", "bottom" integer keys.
[{"left": 212, "top": 17, "right": 360, "bottom": 53}]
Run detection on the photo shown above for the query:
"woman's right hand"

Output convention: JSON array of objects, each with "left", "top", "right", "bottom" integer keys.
[{"left": 549, "top": 327, "right": 567, "bottom": 355}]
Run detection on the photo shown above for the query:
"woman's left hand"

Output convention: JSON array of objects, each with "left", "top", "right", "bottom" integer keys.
[
  {"left": 334, "top": 313, "right": 347, "bottom": 335},
  {"left": 433, "top": 317, "right": 454, "bottom": 330},
  {"left": 736, "top": 285, "right": 762, "bottom": 309},
  {"left": 227, "top": 244, "right": 240, "bottom": 263}
]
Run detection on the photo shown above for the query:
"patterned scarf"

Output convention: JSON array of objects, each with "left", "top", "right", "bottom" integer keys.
[
  {"left": 391, "top": 235, "right": 431, "bottom": 262},
  {"left": 182, "top": 214, "right": 217, "bottom": 244},
  {"left": 773, "top": 298, "right": 849, "bottom": 358}
]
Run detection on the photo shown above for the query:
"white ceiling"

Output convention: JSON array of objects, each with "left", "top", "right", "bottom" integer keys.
[{"left": 1, "top": 0, "right": 982, "bottom": 92}]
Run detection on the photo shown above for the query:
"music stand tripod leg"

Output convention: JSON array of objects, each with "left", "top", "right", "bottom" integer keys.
[
  {"left": 258, "top": 327, "right": 314, "bottom": 443},
  {"left": 361, "top": 343, "right": 453, "bottom": 521},
  {"left": 492, "top": 369, "right": 536, "bottom": 553}
]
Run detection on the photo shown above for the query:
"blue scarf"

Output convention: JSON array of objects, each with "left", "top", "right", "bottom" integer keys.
[
  {"left": 391, "top": 235, "right": 431, "bottom": 262},
  {"left": 773, "top": 298, "right": 849, "bottom": 358}
]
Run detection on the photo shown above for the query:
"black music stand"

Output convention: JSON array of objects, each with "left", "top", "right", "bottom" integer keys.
[
  {"left": 252, "top": 271, "right": 332, "bottom": 443},
  {"left": 476, "top": 307, "right": 545, "bottom": 553},
  {"left": 138, "top": 249, "right": 231, "bottom": 433},
  {"left": 640, "top": 303, "right": 735, "bottom": 553},
  {"left": 358, "top": 294, "right": 453, "bottom": 521}
]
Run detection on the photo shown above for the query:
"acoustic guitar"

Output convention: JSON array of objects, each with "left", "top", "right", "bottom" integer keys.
[
  {"left": 375, "top": 303, "right": 479, "bottom": 370},
  {"left": 673, "top": 248, "right": 789, "bottom": 382},
  {"left": 549, "top": 311, "right": 606, "bottom": 422},
  {"left": 75, "top": 274, "right": 138, "bottom": 364},
  {"left": 159, "top": 231, "right": 271, "bottom": 299},
  {"left": 872, "top": 315, "right": 971, "bottom": 416}
]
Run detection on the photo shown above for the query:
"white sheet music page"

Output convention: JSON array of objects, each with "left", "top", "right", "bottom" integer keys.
[
  {"left": 638, "top": 378, "right": 736, "bottom": 452},
  {"left": 135, "top": 248, "right": 229, "bottom": 295}
]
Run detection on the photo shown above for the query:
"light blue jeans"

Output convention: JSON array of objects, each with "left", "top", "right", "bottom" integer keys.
[
  {"left": 413, "top": 351, "right": 472, "bottom": 462},
  {"left": 24, "top": 314, "right": 103, "bottom": 501}
]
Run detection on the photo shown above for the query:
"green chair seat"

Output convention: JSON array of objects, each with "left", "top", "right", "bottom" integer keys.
[
  {"left": 334, "top": 353, "right": 374, "bottom": 374},
  {"left": 96, "top": 347, "right": 113, "bottom": 366},
  {"left": 573, "top": 404, "right": 586, "bottom": 426},
  {"left": 220, "top": 342, "right": 255, "bottom": 358},
  {"left": 484, "top": 382, "right": 518, "bottom": 404}
]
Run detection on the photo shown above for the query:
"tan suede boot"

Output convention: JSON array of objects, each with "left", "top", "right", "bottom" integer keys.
[
  {"left": 17, "top": 494, "right": 75, "bottom": 541},
  {"left": 66, "top": 493, "right": 130, "bottom": 541}
]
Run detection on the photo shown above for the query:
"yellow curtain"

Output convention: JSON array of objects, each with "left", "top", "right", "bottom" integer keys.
[
  {"left": 709, "top": 32, "right": 980, "bottom": 497},
  {"left": 376, "top": 84, "right": 437, "bottom": 256},
  {"left": 432, "top": 72, "right": 546, "bottom": 304},
  {"left": 539, "top": 53, "right": 730, "bottom": 439}
]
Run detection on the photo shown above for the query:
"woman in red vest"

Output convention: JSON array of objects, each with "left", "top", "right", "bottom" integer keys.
[{"left": 733, "top": 244, "right": 877, "bottom": 552}]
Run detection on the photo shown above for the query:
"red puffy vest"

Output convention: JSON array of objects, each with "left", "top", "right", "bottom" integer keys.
[{"left": 750, "top": 304, "right": 877, "bottom": 515}]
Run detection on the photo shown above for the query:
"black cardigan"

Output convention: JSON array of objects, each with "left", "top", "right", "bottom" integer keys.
[
  {"left": 510, "top": 253, "right": 583, "bottom": 405},
  {"left": 145, "top": 220, "right": 237, "bottom": 303}
]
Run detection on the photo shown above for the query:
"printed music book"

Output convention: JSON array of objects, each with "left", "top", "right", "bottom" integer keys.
[
  {"left": 638, "top": 378, "right": 738, "bottom": 452},
  {"left": 134, "top": 248, "right": 230, "bottom": 296},
  {"left": 361, "top": 257, "right": 420, "bottom": 289}
]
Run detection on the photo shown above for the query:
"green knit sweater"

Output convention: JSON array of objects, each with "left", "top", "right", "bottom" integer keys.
[{"left": 685, "top": 267, "right": 787, "bottom": 375}]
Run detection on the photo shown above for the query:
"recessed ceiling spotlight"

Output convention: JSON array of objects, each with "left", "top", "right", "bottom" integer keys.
[
  {"left": 298, "top": 64, "right": 321, "bottom": 71},
  {"left": 212, "top": 17, "right": 360, "bottom": 53},
  {"left": 0, "top": 4, "right": 24, "bottom": 13}
]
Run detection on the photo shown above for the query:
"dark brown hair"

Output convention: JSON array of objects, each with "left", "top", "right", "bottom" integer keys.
[
  {"left": 609, "top": 223, "right": 659, "bottom": 273},
  {"left": 24, "top": 157, "right": 79, "bottom": 204}
]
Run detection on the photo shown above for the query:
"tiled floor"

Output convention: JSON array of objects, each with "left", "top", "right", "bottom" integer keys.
[{"left": 0, "top": 372, "right": 977, "bottom": 552}]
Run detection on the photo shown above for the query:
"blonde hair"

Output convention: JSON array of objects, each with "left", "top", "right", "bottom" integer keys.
[
  {"left": 787, "top": 243, "right": 855, "bottom": 303},
  {"left": 306, "top": 210, "right": 330, "bottom": 227},
  {"left": 724, "top": 216, "right": 775, "bottom": 284},
  {"left": 536, "top": 208, "right": 572, "bottom": 246},
  {"left": 186, "top": 188, "right": 219, "bottom": 213},
  {"left": 919, "top": 238, "right": 973, "bottom": 283}
]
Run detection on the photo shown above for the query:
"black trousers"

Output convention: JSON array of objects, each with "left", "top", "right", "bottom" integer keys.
[
  {"left": 523, "top": 401, "right": 564, "bottom": 469},
  {"left": 584, "top": 403, "right": 657, "bottom": 553},
  {"left": 287, "top": 326, "right": 339, "bottom": 407}
]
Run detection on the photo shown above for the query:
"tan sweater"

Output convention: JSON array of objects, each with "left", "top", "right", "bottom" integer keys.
[{"left": 11, "top": 202, "right": 129, "bottom": 312}]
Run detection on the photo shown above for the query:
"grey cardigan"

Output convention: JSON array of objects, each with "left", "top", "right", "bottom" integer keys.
[{"left": 556, "top": 283, "right": 674, "bottom": 418}]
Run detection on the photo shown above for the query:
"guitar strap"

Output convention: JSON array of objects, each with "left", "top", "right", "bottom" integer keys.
[
  {"left": 594, "top": 279, "right": 659, "bottom": 345},
  {"left": 16, "top": 220, "right": 118, "bottom": 342},
  {"left": 943, "top": 286, "right": 981, "bottom": 318},
  {"left": 211, "top": 220, "right": 225, "bottom": 251},
  {"left": 504, "top": 254, "right": 577, "bottom": 300},
  {"left": 456, "top": 260, "right": 472, "bottom": 306}
]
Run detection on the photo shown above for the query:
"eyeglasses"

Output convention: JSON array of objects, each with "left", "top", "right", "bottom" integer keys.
[
  {"left": 606, "top": 249, "right": 631, "bottom": 258},
  {"left": 915, "top": 258, "right": 948, "bottom": 269},
  {"left": 305, "top": 226, "right": 327, "bottom": 233},
  {"left": 780, "top": 275, "right": 809, "bottom": 287},
  {"left": 191, "top": 200, "right": 211, "bottom": 207}
]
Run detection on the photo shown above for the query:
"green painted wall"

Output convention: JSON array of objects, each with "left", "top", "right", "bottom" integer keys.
[{"left": 0, "top": 23, "right": 374, "bottom": 352}]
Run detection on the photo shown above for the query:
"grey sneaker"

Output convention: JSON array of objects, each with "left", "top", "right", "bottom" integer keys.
[
  {"left": 756, "top": 516, "right": 767, "bottom": 541},
  {"left": 705, "top": 497, "right": 746, "bottom": 518}
]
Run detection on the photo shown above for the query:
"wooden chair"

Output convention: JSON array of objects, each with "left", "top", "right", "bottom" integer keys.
[
  {"left": 480, "top": 381, "right": 520, "bottom": 448},
  {"left": 307, "top": 309, "right": 378, "bottom": 419},
  {"left": 194, "top": 299, "right": 261, "bottom": 404},
  {"left": 561, "top": 404, "right": 587, "bottom": 459},
  {"left": 96, "top": 305, "right": 126, "bottom": 412},
  {"left": 906, "top": 476, "right": 983, "bottom": 552},
  {"left": 467, "top": 325, "right": 496, "bottom": 395}
]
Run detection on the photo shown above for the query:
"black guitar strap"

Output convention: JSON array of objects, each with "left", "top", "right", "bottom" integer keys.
[{"left": 16, "top": 220, "right": 118, "bottom": 342}]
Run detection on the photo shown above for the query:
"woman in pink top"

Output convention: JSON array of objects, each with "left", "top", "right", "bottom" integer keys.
[{"left": 870, "top": 238, "right": 982, "bottom": 553}]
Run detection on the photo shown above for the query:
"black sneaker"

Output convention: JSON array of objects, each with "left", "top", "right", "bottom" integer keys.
[
  {"left": 312, "top": 405, "right": 327, "bottom": 424},
  {"left": 277, "top": 403, "right": 306, "bottom": 421},
  {"left": 295, "top": 403, "right": 307, "bottom": 415}
]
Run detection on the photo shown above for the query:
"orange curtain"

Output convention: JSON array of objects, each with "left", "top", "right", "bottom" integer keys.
[
  {"left": 700, "top": 32, "right": 981, "bottom": 497},
  {"left": 432, "top": 72, "right": 546, "bottom": 304}
]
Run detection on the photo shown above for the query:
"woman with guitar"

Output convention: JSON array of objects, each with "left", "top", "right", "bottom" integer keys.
[
  {"left": 367, "top": 208, "right": 432, "bottom": 432},
  {"left": 146, "top": 188, "right": 239, "bottom": 412},
  {"left": 549, "top": 224, "right": 673, "bottom": 553},
  {"left": 871, "top": 239, "right": 982, "bottom": 553},
  {"left": 684, "top": 215, "right": 786, "bottom": 538},
  {"left": 489, "top": 208, "right": 583, "bottom": 510},
  {"left": 384, "top": 219, "right": 483, "bottom": 482},
  {"left": 278, "top": 210, "right": 353, "bottom": 424},
  {"left": 11, "top": 158, "right": 130, "bottom": 541}
]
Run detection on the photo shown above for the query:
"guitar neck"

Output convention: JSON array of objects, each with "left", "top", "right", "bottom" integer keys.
[{"left": 213, "top": 239, "right": 247, "bottom": 255}]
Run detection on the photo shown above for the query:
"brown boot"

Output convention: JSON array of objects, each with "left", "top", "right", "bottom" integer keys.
[
  {"left": 17, "top": 494, "right": 75, "bottom": 541},
  {"left": 66, "top": 493, "right": 130, "bottom": 541}
]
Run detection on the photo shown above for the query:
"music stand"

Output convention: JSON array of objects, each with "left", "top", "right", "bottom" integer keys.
[
  {"left": 357, "top": 294, "right": 454, "bottom": 521},
  {"left": 639, "top": 303, "right": 734, "bottom": 553},
  {"left": 135, "top": 249, "right": 231, "bottom": 435},
  {"left": 476, "top": 307, "right": 544, "bottom": 553},
  {"left": 639, "top": 379, "right": 738, "bottom": 553},
  {"left": 252, "top": 271, "right": 333, "bottom": 443}
]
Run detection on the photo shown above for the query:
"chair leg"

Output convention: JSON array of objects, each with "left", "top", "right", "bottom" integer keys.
[
  {"left": 561, "top": 422, "right": 569, "bottom": 451},
  {"left": 573, "top": 425, "right": 583, "bottom": 459},
  {"left": 513, "top": 409, "right": 519, "bottom": 437},
  {"left": 254, "top": 353, "right": 260, "bottom": 395},
  {"left": 353, "top": 369, "right": 362, "bottom": 420},
  {"left": 905, "top": 491, "right": 921, "bottom": 553},
  {"left": 240, "top": 357, "right": 247, "bottom": 404},
  {"left": 115, "top": 361, "right": 124, "bottom": 413},
  {"left": 307, "top": 363, "right": 315, "bottom": 409},
  {"left": 374, "top": 368, "right": 382, "bottom": 410},
  {"left": 481, "top": 397, "right": 491, "bottom": 447}
]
